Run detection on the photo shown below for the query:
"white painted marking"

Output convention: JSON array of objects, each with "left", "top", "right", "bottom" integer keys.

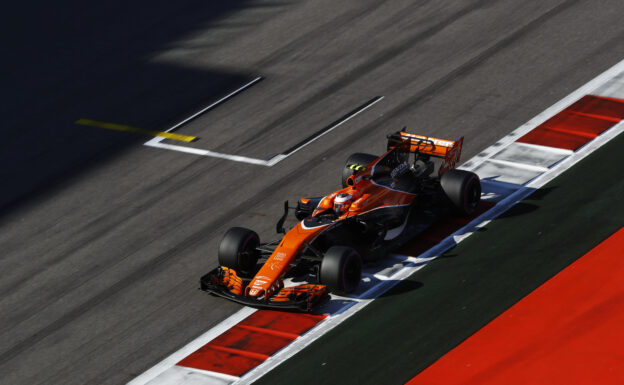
[
  {"left": 165, "top": 77, "right": 263, "bottom": 134},
  {"left": 372, "top": 263, "right": 409, "bottom": 280},
  {"left": 143, "top": 77, "right": 269, "bottom": 165},
  {"left": 147, "top": 366, "right": 238, "bottom": 385},
  {"left": 512, "top": 141, "right": 574, "bottom": 155},
  {"left": 276, "top": 96, "right": 385, "bottom": 159},
  {"left": 144, "top": 140, "right": 271, "bottom": 166},
  {"left": 144, "top": 96, "right": 384, "bottom": 167},
  {"left": 592, "top": 71, "right": 624, "bottom": 99},
  {"left": 264, "top": 154, "right": 287, "bottom": 167},
  {"left": 484, "top": 158, "right": 550, "bottom": 172},
  {"left": 479, "top": 179, "right": 521, "bottom": 202},
  {"left": 132, "top": 58, "right": 624, "bottom": 385},
  {"left": 491, "top": 142, "right": 572, "bottom": 168},
  {"left": 472, "top": 160, "right": 543, "bottom": 185}
]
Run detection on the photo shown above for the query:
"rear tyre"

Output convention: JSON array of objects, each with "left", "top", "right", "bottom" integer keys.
[
  {"left": 342, "top": 153, "right": 378, "bottom": 188},
  {"left": 320, "top": 246, "right": 362, "bottom": 294},
  {"left": 440, "top": 169, "right": 481, "bottom": 216},
  {"left": 218, "top": 227, "right": 260, "bottom": 276}
]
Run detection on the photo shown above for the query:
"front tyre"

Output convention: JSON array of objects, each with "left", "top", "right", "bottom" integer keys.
[
  {"left": 320, "top": 246, "right": 362, "bottom": 294},
  {"left": 218, "top": 227, "right": 260, "bottom": 276},
  {"left": 440, "top": 169, "right": 481, "bottom": 216}
]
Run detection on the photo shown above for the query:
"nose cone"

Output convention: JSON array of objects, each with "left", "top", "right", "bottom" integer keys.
[
  {"left": 246, "top": 276, "right": 270, "bottom": 298},
  {"left": 247, "top": 287, "right": 264, "bottom": 297}
]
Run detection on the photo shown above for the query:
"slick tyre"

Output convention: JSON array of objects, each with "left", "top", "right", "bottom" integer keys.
[
  {"left": 218, "top": 227, "right": 260, "bottom": 276},
  {"left": 320, "top": 246, "right": 362, "bottom": 294},
  {"left": 342, "top": 153, "right": 378, "bottom": 188},
  {"left": 440, "top": 169, "right": 481, "bottom": 216}
]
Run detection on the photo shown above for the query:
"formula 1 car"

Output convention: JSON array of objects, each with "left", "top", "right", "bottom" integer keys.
[{"left": 201, "top": 129, "right": 481, "bottom": 310}]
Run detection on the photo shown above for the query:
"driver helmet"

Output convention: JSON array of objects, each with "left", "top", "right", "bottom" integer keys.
[{"left": 333, "top": 193, "right": 352, "bottom": 216}]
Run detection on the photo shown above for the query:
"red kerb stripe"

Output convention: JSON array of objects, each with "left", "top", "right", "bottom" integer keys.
[
  {"left": 517, "top": 94, "right": 624, "bottom": 150},
  {"left": 177, "top": 310, "right": 326, "bottom": 377}
]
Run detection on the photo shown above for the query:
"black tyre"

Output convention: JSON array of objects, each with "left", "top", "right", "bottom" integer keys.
[
  {"left": 440, "top": 169, "right": 481, "bottom": 216},
  {"left": 218, "top": 227, "right": 260, "bottom": 276},
  {"left": 320, "top": 246, "right": 362, "bottom": 294},
  {"left": 342, "top": 153, "right": 378, "bottom": 188}
]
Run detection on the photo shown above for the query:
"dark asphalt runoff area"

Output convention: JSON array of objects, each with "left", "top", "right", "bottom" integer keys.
[{"left": 2, "top": 1, "right": 624, "bottom": 384}]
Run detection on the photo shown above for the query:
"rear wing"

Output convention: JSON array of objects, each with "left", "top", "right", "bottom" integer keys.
[{"left": 387, "top": 130, "right": 463, "bottom": 174}]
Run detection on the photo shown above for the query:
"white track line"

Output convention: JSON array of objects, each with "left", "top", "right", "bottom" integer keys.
[
  {"left": 484, "top": 158, "right": 550, "bottom": 172},
  {"left": 145, "top": 93, "right": 383, "bottom": 166},
  {"left": 265, "top": 96, "right": 385, "bottom": 166},
  {"left": 132, "top": 57, "right": 624, "bottom": 385},
  {"left": 144, "top": 140, "right": 272, "bottom": 166},
  {"left": 143, "top": 76, "right": 262, "bottom": 148},
  {"left": 511, "top": 141, "right": 574, "bottom": 155},
  {"left": 172, "top": 77, "right": 263, "bottom": 134}
]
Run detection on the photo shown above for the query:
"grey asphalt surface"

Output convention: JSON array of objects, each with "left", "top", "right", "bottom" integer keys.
[{"left": 2, "top": 1, "right": 624, "bottom": 384}]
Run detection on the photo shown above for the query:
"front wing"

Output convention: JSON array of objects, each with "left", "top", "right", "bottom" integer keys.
[{"left": 200, "top": 267, "right": 327, "bottom": 311}]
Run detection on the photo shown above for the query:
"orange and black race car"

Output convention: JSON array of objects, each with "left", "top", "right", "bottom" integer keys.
[{"left": 200, "top": 130, "right": 481, "bottom": 310}]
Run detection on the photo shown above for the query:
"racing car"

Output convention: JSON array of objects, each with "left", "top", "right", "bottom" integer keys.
[{"left": 200, "top": 129, "right": 481, "bottom": 310}]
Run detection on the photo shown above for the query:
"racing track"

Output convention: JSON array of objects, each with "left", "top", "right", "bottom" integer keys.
[{"left": 2, "top": 1, "right": 624, "bottom": 384}]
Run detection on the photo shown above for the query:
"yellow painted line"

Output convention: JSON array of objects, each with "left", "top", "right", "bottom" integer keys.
[{"left": 75, "top": 119, "right": 198, "bottom": 142}]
